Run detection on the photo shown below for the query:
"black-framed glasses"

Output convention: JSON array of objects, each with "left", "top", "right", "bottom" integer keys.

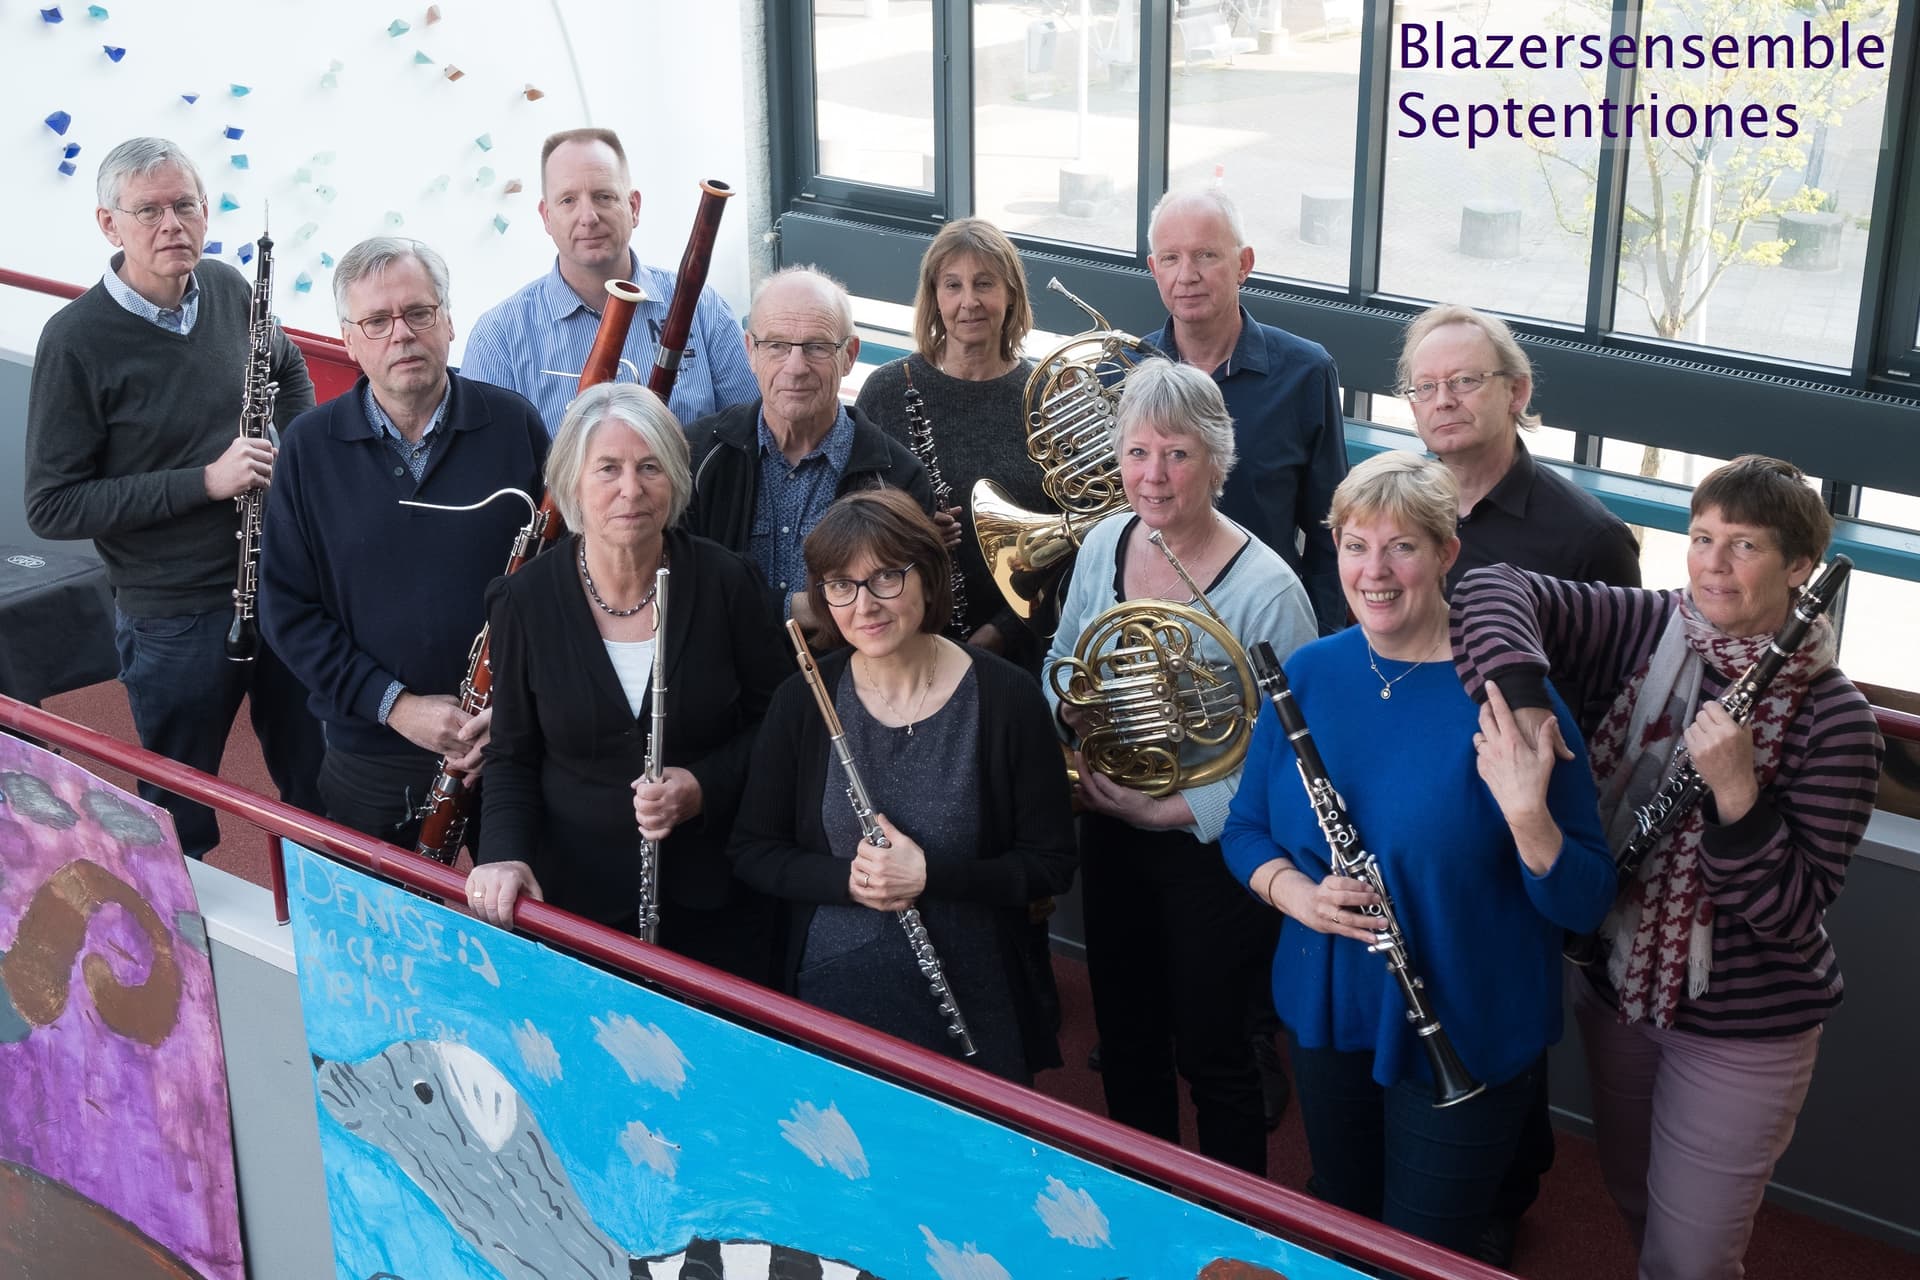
[
  {"left": 819, "top": 566, "right": 912, "bottom": 607},
  {"left": 1401, "top": 371, "right": 1512, "bottom": 403},
  {"left": 346, "top": 305, "right": 442, "bottom": 340},
  {"left": 748, "top": 335, "right": 849, "bottom": 363},
  {"left": 114, "top": 198, "right": 206, "bottom": 227}
]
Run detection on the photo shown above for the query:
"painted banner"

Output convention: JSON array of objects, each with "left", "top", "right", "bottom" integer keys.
[
  {"left": 286, "top": 841, "right": 1372, "bottom": 1280},
  {"left": 0, "top": 737, "right": 241, "bottom": 1280}
]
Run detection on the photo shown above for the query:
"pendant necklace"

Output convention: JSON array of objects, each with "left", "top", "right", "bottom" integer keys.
[
  {"left": 1364, "top": 627, "right": 1445, "bottom": 701},
  {"left": 863, "top": 652, "right": 937, "bottom": 734}
]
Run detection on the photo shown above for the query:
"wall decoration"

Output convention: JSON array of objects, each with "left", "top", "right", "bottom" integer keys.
[
  {"left": 0, "top": 737, "right": 242, "bottom": 1280},
  {"left": 287, "top": 843, "right": 1365, "bottom": 1280}
]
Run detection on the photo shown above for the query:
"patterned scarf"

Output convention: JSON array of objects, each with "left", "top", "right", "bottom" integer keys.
[{"left": 1584, "top": 593, "right": 1834, "bottom": 1027}]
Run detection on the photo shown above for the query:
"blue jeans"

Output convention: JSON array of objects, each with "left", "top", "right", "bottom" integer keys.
[
  {"left": 114, "top": 607, "right": 323, "bottom": 858},
  {"left": 1288, "top": 1034, "right": 1541, "bottom": 1255}
]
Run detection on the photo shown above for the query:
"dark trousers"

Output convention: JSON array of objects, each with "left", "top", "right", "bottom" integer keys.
[
  {"left": 316, "top": 744, "right": 473, "bottom": 854},
  {"left": 114, "top": 607, "right": 323, "bottom": 858},
  {"left": 1289, "top": 1035, "right": 1542, "bottom": 1256},
  {"left": 1491, "top": 1058, "right": 1555, "bottom": 1222},
  {"left": 1080, "top": 811, "right": 1278, "bottom": 1176}
]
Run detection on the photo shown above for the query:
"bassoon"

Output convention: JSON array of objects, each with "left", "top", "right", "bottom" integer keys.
[
  {"left": 412, "top": 181, "right": 736, "bottom": 866},
  {"left": 1248, "top": 640, "right": 1484, "bottom": 1108}
]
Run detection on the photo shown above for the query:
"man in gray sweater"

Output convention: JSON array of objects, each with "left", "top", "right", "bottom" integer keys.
[{"left": 24, "top": 137, "right": 323, "bottom": 857}]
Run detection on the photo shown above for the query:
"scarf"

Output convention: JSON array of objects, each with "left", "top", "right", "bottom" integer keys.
[{"left": 1584, "top": 592, "right": 1834, "bottom": 1027}]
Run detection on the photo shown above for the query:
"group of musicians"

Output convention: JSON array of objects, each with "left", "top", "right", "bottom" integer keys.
[{"left": 23, "top": 130, "right": 1884, "bottom": 1280}]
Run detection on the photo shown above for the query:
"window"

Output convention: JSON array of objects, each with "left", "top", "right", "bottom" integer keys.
[{"left": 815, "top": 0, "right": 938, "bottom": 192}]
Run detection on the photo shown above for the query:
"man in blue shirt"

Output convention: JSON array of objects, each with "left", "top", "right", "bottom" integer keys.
[
  {"left": 682, "top": 267, "right": 931, "bottom": 625},
  {"left": 1143, "top": 187, "right": 1348, "bottom": 633},
  {"left": 460, "top": 127, "right": 758, "bottom": 433}
]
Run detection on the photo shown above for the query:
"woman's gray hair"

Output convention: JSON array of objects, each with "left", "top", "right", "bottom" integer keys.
[
  {"left": 1326, "top": 450, "right": 1459, "bottom": 551},
  {"left": 546, "top": 384, "right": 691, "bottom": 533},
  {"left": 96, "top": 137, "right": 204, "bottom": 210},
  {"left": 333, "top": 237, "right": 452, "bottom": 321},
  {"left": 1111, "top": 358, "right": 1238, "bottom": 496}
]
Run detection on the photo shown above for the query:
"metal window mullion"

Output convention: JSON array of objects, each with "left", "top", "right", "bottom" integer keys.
[
  {"left": 1860, "top": 0, "right": 1920, "bottom": 381},
  {"left": 938, "top": 0, "right": 974, "bottom": 218},
  {"left": 1348, "top": 0, "right": 1393, "bottom": 298},
  {"left": 1138, "top": 0, "right": 1173, "bottom": 256},
  {"left": 1583, "top": 0, "right": 1641, "bottom": 337},
  {"left": 767, "top": 0, "right": 813, "bottom": 213}
]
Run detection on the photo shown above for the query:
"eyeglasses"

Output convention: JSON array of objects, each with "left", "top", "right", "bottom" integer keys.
[
  {"left": 819, "top": 566, "right": 912, "bottom": 607},
  {"left": 749, "top": 335, "right": 849, "bottom": 363},
  {"left": 346, "top": 305, "right": 442, "bottom": 340},
  {"left": 1401, "top": 371, "right": 1511, "bottom": 403},
  {"left": 114, "top": 198, "right": 206, "bottom": 227}
]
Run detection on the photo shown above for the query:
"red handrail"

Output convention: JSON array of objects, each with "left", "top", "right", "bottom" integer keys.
[
  {"left": 0, "top": 692, "right": 1508, "bottom": 1280},
  {"left": 1876, "top": 705, "right": 1920, "bottom": 743}
]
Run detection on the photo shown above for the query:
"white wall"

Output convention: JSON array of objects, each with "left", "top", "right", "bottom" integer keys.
[{"left": 0, "top": 0, "right": 754, "bottom": 362}]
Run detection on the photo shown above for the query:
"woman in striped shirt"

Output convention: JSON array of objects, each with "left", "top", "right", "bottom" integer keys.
[{"left": 1450, "top": 454, "right": 1884, "bottom": 1280}]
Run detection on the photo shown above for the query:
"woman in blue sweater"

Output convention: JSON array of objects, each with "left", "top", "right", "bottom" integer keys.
[{"left": 1221, "top": 450, "right": 1614, "bottom": 1255}]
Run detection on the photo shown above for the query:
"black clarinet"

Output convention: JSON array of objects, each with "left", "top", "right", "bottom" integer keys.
[
  {"left": 1248, "top": 641, "right": 1483, "bottom": 1107},
  {"left": 1565, "top": 554, "right": 1852, "bottom": 963},
  {"left": 785, "top": 620, "right": 977, "bottom": 1058},
  {"left": 225, "top": 222, "right": 279, "bottom": 660}
]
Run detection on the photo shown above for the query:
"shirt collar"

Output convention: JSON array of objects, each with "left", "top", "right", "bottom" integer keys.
[
  {"left": 1474, "top": 436, "right": 1537, "bottom": 520},
  {"left": 537, "top": 249, "right": 668, "bottom": 322},
  {"left": 102, "top": 251, "right": 200, "bottom": 329},
  {"left": 1154, "top": 306, "right": 1267, "bottom": 377},
  {"left": 362, "top": 380, "right": 452, "bottom": 445},
  {"left": 756, "top": 405, "right": 854, "bottom": 472}
]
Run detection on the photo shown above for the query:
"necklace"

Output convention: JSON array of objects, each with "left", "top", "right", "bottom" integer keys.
[
  {"left": 578, "top": 541, "right": 663, "bottom": 618},
  {"left": 860, "top": 651, "right": 938, "bottom": 735},
  {"left": 1363, "top": 627, "right": 1447, "bottom": 701}
]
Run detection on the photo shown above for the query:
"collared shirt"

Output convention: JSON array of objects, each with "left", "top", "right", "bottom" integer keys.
[
  {"left": 1144, "top": 307, "right": 1350, "bottom": 633},
  {"left": 458, "top": 249, "right": 758, "bottom": 434},
  {"left": 751, "top": 407, "right": 854, "bottom": 615},
  {"left": 362, "top": 380, "right": 453, "bottom": 724},
  {"left": 101, "top": 251, "right": 201, "bottom": 334},
  {"left": 1447, "top": 438, "right": 1642, "bottom": 592}
]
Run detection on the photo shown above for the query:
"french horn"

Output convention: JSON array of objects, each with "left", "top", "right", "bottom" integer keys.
[{"left": 972, "top": 278, "right": 1152, "bottom": 633}]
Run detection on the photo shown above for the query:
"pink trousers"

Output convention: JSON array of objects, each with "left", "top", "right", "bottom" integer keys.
[{"left": 1573, "top": 977, "right": 1820, "bottom": 1280}]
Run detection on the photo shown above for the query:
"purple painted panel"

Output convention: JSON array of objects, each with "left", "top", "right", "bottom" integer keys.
[{"left": 0, "top": 738, "right": 241, "bottom": 1280}]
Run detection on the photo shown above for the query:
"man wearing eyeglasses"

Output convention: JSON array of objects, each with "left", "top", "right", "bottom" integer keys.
[
  {"left": 1143, "top": 186, "right": 1350, "bottom": 635},
  {"left": 24, "top": 136, "right": 323, "bottom": 858},
  {"left": 258, "top": 237, "right": 548, "bottom": 850},
  {"left": 460, "top": 127, "right": 758, "bottom": 434},
  {"left": 682, "top": 267, "right": 932, "bottom": 626}
]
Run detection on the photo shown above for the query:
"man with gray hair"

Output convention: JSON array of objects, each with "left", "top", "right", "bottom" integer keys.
[
  {"left": 682, "top": 265, "right": 933, "bottom": 626},
  {"left": 1144, "top": 186, "right": 1348, "bottom": 633},
  {"left": 25, "top": 135, "right": 322, "bottom": 857},
  {"left": 258, "top": 236, "right": 548, "bottom": 849}
]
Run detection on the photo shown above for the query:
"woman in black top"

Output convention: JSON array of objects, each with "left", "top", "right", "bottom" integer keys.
[
  {"left": 729, "top": 490, "right": 1078, "bottom": 1080},
  {"left": 466, "top": 382, "right": 787, "bottom": 983}
]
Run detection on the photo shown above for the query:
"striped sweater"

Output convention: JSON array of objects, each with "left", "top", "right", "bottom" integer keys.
[{"left": 1450, "top": 566, "right": 1884, "bottom": 1037}]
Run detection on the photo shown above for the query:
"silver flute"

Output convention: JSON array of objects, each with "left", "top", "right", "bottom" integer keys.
[
  {"left": 901, "top": 366, "right": 970, "bottom": 637},
  {"left": 637, "top": 566, "right": 669, "bottom": 944},
  {"left": 785, "top": 620, "right": 977, "bottom": 1057}
]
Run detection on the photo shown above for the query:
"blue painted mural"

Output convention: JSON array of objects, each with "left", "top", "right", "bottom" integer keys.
[{"left": 285, "top": 842, "right": 1369, "bottom": 1280}]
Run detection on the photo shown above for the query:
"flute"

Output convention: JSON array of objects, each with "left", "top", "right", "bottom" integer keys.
[
  {"left": 636, "top": 566, "right": 668, "bottom": 944},
  {"left": 785, "top": 620, "right": 977, "bottom": 1058},
  {"left": 1248, "top": 640, "right": 1484, "bottom": 1108}
]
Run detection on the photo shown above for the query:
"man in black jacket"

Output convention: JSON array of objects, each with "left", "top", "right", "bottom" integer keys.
[{"left": 682, "top": 266, "right": 932, "bottom": 626}]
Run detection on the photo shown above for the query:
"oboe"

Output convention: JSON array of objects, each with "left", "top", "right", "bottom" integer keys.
[
  {"left": 1248, "top": 640, "right": 1484, "bottom": 1108},
  {"left": 225, "top": 221, "right": 280, "bottom": 661},
  {"left": 636, "top": 565, "right": 669, "bottom": 944},
  {"left": 902, "top": 365, "right": 969, "bottom": 637},
  {"left": 785, "top": 620, "right": 977, "bottom": 1058},
  {"left": 1565, "top": 555, "right": 1852, "bottom": 963}
]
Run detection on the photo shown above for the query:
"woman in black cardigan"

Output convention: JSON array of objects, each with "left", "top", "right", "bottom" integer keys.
[
  {"left": 729, "top": 490, "right": 1078, "bottom": 1080},
  {"left": 467, "top": 382, "right": 787, "bottom": 983}
]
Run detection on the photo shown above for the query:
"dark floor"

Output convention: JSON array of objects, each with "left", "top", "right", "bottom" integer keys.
[{"left": 38, "top": 680, "right": 1920, "bottom": 1280}]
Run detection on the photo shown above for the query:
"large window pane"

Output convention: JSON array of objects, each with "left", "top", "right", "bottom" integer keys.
[
  {"left": 1608, "top": 0, "right": 1898, "bottom": 367},
  {"left": 974, "top": 0, "right": 1141, "bottom": 250},
  {"left": 815, "top": 0, "right": 937, "bottom": 192},
  {"left": 1169, "top": 6, "right": 1361, "bottom": 286},
  {"left": 1378, "top": 1, "right": 1598, "bottom": 320}
]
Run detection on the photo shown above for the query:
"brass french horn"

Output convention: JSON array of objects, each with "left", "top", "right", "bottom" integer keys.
[
  {"left": 1054, "top": 531, "right": 1257, "bottom": 797},
  {"left": 972, "top": 278, "right": 1151, "bottom": 634}
]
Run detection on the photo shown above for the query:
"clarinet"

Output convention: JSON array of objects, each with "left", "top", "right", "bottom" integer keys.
[
  {"left": 902, "top": 365, "right": 970, "bottom": 637},
  {"left": 225, "top": 222, "right": 279, "bottom": 661},
  {"left": 1247, "top": 640, "right": 1484, "bottom": 1108},
  {"left": 785, "top": 620, "right": 977, "bottom": 1058},
  {"left": 1564, "top": 554, "right": 1852, "bottom": 963},
  {"left": 636, "top": 566, "right": 669, "bottom": 944}
]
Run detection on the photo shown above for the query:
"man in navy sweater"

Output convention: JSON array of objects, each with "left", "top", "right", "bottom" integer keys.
[{"left": 260, "top": 237, "right": 548, "bottom": 849}]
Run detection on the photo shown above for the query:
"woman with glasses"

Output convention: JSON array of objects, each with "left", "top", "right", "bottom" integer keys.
[
  {"left": 466, "top": 383, "right": 789, "bottom": 984},
  {"left": 854, "top": 218, "right": 1054, "bottom": 667},
  {"left": 1221, "top": 451, "right": 1615, "bottom": 1253},
  {"left": 729, "top": 489, "right": 1078, "bottom": 1081},
  {"left": 1043, "top": 359, "right": 1318, "bottom": 1175}
]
